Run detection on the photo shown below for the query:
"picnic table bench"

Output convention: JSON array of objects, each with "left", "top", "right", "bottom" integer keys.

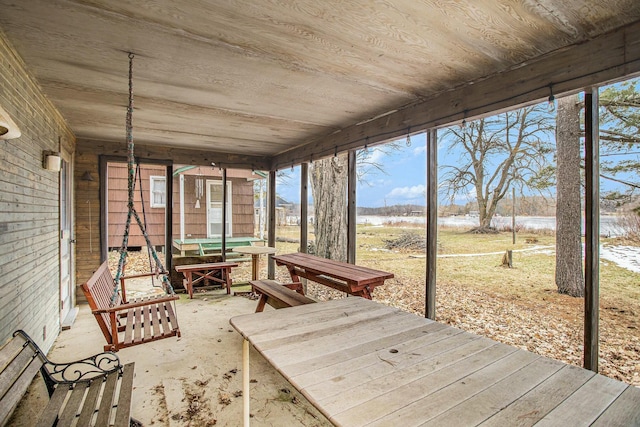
[
  {"left": 82, "top": 261, "right": 181, "bottom": 352},
  {"left": 0, "top": 330, "right": 135, "bottom": 426},
  {"left": 175, "top": 261, "right": 238, "bottom": 298},
  {"left": 272, "top": 253, "right": 394, "bottom": 299},
  {"left": 250, "top": 279, "right": 314, "bottom": 312}
]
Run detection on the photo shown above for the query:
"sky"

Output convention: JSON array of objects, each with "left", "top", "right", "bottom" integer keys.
[
  {"left": 274, "top": 77, "right": 638, "bottom": 209},
  {"left": 276, "top": 133, "right": 434, "bottom": 208}
]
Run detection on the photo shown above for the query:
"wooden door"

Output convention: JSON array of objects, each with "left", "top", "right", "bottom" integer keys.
[{"left": 206, "top": 180, "right": 232, "bottom": 238}]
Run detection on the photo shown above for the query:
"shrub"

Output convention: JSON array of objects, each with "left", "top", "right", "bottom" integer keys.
[{"left": 616, "top": 211, "right": 640, "bottom": 242}]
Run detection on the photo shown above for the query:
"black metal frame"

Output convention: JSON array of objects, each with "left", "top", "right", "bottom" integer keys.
[{"left": 13, "top": 330, "right": 123, "bottom": 396}]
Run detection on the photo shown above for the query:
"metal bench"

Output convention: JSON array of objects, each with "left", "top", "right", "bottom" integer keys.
[
  {"left": 250, "top": 280, "right": 315, "bottom": 312},
  {"left": 0, "top": 330, "right": 134, "bottom": 426}
]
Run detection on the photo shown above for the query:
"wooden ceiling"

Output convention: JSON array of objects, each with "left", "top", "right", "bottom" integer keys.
[{"left": 1, "top": 1, "right": 639, "bottom": 169}]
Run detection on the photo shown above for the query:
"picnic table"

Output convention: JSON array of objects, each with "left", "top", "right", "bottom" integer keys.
[
  {"left": 233, "top": 246, "right": 277, "bottom": 280},
  {"left": 175, "top": 262, "right": 238, "bottom": 298},
  {"left": 230, "top": 297, "right": 640, "bottom": 427},
  {"left": 272, "top": 253, "right": 393, "bottom": 299}
]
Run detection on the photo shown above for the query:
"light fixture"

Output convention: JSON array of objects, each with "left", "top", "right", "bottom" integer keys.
[
  {"left": 548, "top": 84, "right": 556, "bottom": 112},
  {"left": 43, "top": 151, "right": 62, "bottom": 172},
  {"left": 81, "top": 171, "right": 94, "bottom": 181},
  {"left": 406, "top": 128, "right": 412, "bottom": 147},
  {"left": 0, "top": 105, "right": 21, "bottom": 140}
]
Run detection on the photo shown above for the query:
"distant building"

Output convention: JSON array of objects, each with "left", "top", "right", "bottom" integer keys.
[{"left": 107, "top": 163, "right": 259, "bottom": 249}]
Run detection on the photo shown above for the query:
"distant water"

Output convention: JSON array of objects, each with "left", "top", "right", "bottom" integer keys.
[{"left": 356, "top": 215, "right": 624, "bottom": 237}]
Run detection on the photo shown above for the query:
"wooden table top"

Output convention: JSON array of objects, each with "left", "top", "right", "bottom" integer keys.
[
  {"left": 230, "top": 298, "right": 640, "bottom": 426},
  {"left": 232, "top": 246, "right": 277, "bottom": 255},
  {"left": 272, "top": 253, "right": 394, "bottom": 287}
]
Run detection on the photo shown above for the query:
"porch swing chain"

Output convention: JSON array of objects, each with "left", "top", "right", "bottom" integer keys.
[
  {"left": 136, "top": 160, "right": 157, "bottom": 287},
  {"left": 112, "top": 52, "right": 174, "bottom": 305}
]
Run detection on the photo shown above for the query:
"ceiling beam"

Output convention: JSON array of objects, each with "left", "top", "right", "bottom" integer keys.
[
  {"left": 77, "top": 139, "right": 271, "bottom": 170},
  {"left": 272, "top": 19, "right": 640, "bottom": 171}
]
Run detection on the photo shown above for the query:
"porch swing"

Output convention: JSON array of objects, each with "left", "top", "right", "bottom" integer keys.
[{"left": 82, "top": 53, "right": 181, "bottom": 352}]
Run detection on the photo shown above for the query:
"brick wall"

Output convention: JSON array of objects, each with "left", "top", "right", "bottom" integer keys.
[{"left": 0, "top": 30, "right": 75, "bottom": 351}]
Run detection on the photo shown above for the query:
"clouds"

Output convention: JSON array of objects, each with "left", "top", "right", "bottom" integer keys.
[
  {"left": 412, "top": 145, "right": 426, "bottom": 156},
  {"left": 386, "top": 184, "right": 426, "bottom": 201},
  {"left": 359, "top": 146, "right": 387, "bottom": 166}
]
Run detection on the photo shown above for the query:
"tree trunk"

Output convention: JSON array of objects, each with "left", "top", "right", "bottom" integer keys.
[
  {"left": 309, "top": 155, "right": 348, "bottom": 261},
  {"left": 555, "top": 94, "right": 584, "bottom": 297}
]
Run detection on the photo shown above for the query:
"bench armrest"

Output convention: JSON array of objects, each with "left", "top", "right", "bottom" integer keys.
[
  {"left": 42, "top": 351, "right": 122, "bottom": 385},
  {"left": 92, "top": 294, "right": 179, "bottom": 314},
  {"left": 13, "top": 330, "right": 123, "bottom": 395}
]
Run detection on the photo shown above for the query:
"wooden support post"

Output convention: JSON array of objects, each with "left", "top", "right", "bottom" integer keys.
[
  {"left": 512, "top": 186, "right": 516, "bottom": 245},
  {"left": 222, "top": 168, "right": 227, "bottom": 262},
  {"left": 243, "top": 339, "right": 250, "bottom": 427},
  {"left": 165, "top": 164, "right": 173, "bottom": 272},
  {"left": 99, "top": 155, "right": 108, "bottom": 262},
  {"left": 584, "top": 89, "right": 600, "bottom": 372},
  {"left": 347, "top": 150, "right": 357, "bottom": 264},
  {"left": 300, "top": 163, "right": 308, "bottom": 254},
  {"left": 179, "top": 173, "right": 185, "bottom": 243},
  {"left": 425, "top": 129, "right": 437, "bottom": 320},
  {"left": 502, "top": 250, "right": 513, "bottom": 268},
  {"left": 300, "top": 163, "right": 309, "bottom": 293},
  {"left": 267, "top": 171, "right": 277, "bottom": 279}
]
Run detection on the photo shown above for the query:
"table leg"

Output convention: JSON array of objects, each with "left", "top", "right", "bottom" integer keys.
[
  {"left": 186, "top": 272, "right": 194, "bottom": 299},
  {"left": 251, "top": 254, "right": 260, "bottom": 281},
  {"left": 287, "top": 265, "right": 301, "bottom": 283},
  {"left": 224, "top": 267, "right": 232, "bottom": 294},
  {"left": 254, "top": 294, "right": 268, "bottom": 313},
  {"left": 243, "top": 339, "right": 250, "bottom": 426}
]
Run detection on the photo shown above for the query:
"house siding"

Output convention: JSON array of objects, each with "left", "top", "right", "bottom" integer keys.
[
  {"left": 74, "top": 145, "right": 101, "bottom": 298},
  {"left": 0, "top": 30, "right": 75, "bottom": 351},
  {"left": 172, "top": 174, "right": 254, "bottom": 239},
  {"left": 107, "top": 162, "right": 166, "bottom": 248}
]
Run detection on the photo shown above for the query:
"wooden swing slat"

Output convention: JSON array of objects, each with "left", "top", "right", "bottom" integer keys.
[
  {"left": 151, "top": 303, "right": 161, "bottom": 338},
  {"left": 123, "top": 309, "right": 134, "bottom": 345},
  {"left": 158, "top": 303, "right": 171, "bottom": 337},
  {"left": 143, "top": 303, "right": 152, "bottom": 339},
  {"left": 133, "top": 306, "right": 143, "bottom": 344}
]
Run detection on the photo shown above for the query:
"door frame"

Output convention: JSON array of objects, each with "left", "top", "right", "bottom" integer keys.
[
  {"left": 206, "top": 180, "right": 232, "bottom": 238},
  {"left": 59, "top": 149, "right": 75, "bottom": 325}
]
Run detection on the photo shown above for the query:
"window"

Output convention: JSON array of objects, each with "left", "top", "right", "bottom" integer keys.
[{"left": 150, "top": 176, "right": 166, "bottom": 208}]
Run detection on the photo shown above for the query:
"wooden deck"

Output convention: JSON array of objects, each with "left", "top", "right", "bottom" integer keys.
[
  {"left": 230, "top": 298, "right": 640, "bottom": 426},
  {"left": 172, "top": 237, "right": 263, "bottom": 256}
]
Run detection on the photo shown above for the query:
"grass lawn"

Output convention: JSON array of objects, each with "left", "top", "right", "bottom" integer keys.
[{"left": 269, "top": 223, "right": 640, "bottom": 386}]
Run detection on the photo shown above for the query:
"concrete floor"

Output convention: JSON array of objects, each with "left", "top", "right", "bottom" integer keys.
[{"left": 10, "top": 287, "right": 331, "bottom": 426}]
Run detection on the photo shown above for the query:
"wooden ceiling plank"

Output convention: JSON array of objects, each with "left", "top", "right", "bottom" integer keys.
[{"left": 271, "top": 19, "right": 640, "bottom": 170}]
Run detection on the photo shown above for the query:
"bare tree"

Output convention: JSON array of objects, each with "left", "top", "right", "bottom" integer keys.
[
  {"left": 555, "top": 94, "right": 584, "bottom": 297},
  {"left": 307, "top": 141, "right": 403, "bottom": 261},
  {"left": 309, "top": 154, "right": 348, "bottom": 261},
  {"left": 598, "top": 79, "right": 640, "bottom": 201},
  {"left": 441, "top": 106, "right": 554, "bottom": 232}
]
